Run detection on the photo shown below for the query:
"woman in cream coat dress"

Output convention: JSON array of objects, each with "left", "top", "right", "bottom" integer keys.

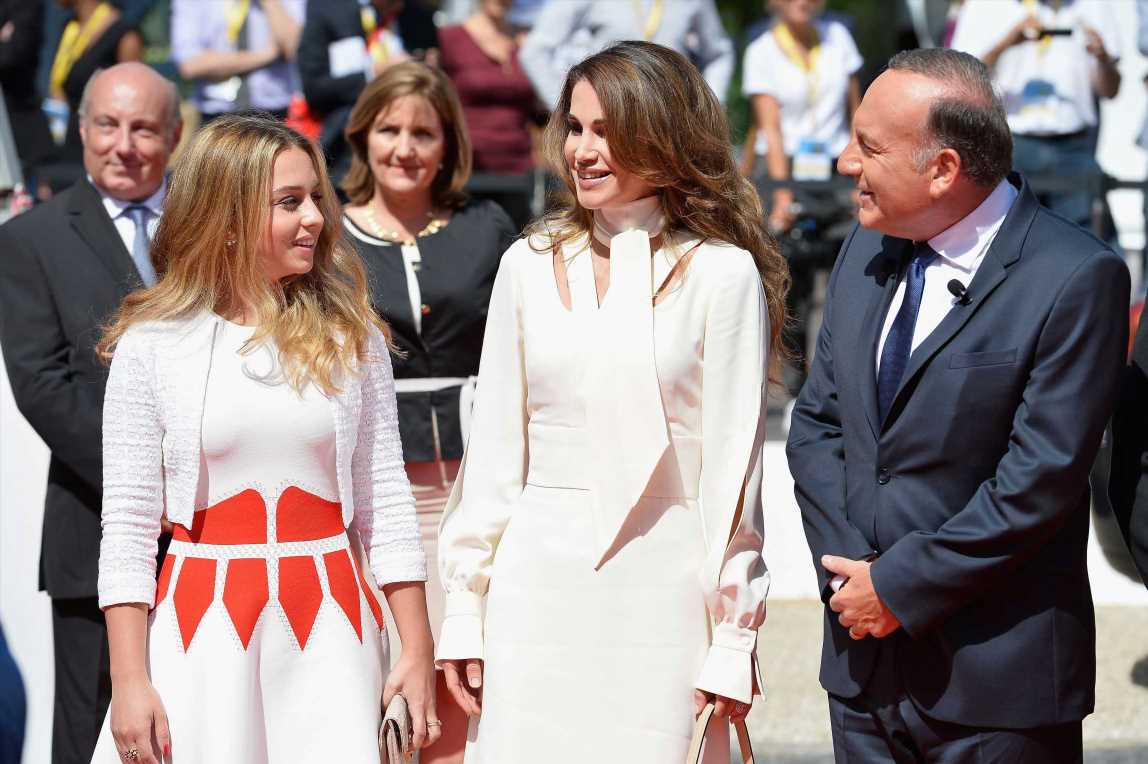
[{"left": 437, "top": 42, "right": 790, "bottom": 762}]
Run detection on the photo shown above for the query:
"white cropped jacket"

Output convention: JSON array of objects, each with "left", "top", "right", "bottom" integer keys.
[{"left": 97, "top": 312, "right": 426, "bottom": 609}]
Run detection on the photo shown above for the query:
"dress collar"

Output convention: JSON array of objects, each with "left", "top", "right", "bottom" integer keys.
[{"left": 591, "top": 194, "right": 665, "bottom": 247}]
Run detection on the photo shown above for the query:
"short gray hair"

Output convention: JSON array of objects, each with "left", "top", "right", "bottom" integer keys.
[
  {"left": 77, "top": 66, "right": 182, "bottom": 138},
  {"left": 888, "top": 48, "right": 1012, "bottom": 188}
]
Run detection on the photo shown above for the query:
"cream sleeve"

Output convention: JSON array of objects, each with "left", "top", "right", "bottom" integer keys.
[
  {"left": 435, "top": 244, "right": 529, "bottom": 662},
  {"left": 694, "top": 250, "right": 771, "bottom": 704}
]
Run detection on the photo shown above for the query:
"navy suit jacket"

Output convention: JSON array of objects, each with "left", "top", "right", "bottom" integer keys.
[{"left": 786, "top": 174, "right": 1129, "bottom": 729}]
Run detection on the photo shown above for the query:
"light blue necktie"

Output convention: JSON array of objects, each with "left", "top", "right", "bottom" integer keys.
[
  {"left": 124, "top": 205, "right": 157, "bottom": 287},
  {"left": 877, "top": 243, "right": 938, "bottom": 423}
]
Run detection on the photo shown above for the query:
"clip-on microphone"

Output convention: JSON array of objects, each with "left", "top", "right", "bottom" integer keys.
[{"left": 947, "top": 279, "right": 971, "bottom": 305}]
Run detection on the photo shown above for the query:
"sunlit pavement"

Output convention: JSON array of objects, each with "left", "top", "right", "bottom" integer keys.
[{"left": 734, "top": 601, "right": 1148, "bottom": 763}]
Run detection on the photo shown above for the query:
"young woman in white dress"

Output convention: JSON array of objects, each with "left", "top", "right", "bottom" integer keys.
[
  {"left": 436, "top": 42, "right": 789, "bottom": 762},
  {"left": 91, "top": 114, "right": 440, "bottom": 763}
]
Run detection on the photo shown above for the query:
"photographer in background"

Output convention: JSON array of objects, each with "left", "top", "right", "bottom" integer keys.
[{"left": 952, "top": 0, "right": 1119, "bottom": 229}]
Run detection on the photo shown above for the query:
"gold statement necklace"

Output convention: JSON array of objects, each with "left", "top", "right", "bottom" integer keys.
[{"left": 363, "top": 206, "right": 446, "bottom": 246}]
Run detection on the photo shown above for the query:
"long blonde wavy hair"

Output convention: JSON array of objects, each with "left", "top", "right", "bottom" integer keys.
[
  {"left": 99, "top": 113, "right": 386, "bottom": 395},
  {"left": 528, "top": 41, "right": 790, "bottom": 363}
]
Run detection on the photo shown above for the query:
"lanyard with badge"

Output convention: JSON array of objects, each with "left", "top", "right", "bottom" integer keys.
[
  {"left": 202, "top": 0, "right": 252, "bottom": 105},
  {"left": 773, "top": 22, "right": 832, "bottom": 181},
  {"left": 360, "top": 2, "right": 394, "bottom": 67},
  {"left": 44, "top": 1, "right": 114, "bottom": 145},
  {"left": 1017, "top": 0, "right": 1066, "bottom": 124},
  {"left": 632, "top": 0, "right": 664, "bottom": 41}
]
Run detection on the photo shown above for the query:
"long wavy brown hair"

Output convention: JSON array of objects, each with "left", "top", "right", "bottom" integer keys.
[
  {"left": 99, "top": 113, "right": 387, "bottom": 395},
  {"left": 529, "top": 41, "right": 789, "bottom": 364}
]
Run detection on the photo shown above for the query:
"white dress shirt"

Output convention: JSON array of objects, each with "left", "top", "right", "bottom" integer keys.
[
  {"left": 876, "top": 180, "right": 1019, "bottom": 372},
  {"left": 94, "top": 178, "right": 167, "bottom": 260}
]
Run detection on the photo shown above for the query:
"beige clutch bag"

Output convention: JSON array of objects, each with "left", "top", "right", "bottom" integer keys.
[
  {"left": 380, "top": 694, "right": 413, "bottom": 763},
  {"left": 686, "top": 702, "right": 756, "bottom": 764}
]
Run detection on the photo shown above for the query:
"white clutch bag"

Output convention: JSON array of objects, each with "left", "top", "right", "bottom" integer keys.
[
  {"left": 686, "top": 702, "right": 756, "bottom": 764},
  {"left": 380, "top": 694, "right": 413, "bottom": 763}
]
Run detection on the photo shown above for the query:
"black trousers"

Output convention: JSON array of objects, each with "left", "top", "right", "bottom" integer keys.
[
  {"left": 828, "top": 640, "right": 1082, "bottom": 764},
  {"left": 51, "top": 597, "right": 110, "bottom": 764}
]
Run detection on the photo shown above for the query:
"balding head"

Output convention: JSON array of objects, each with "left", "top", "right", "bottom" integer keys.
[
  {"left": 836, "top": 49, "right": 1012, "bottom": 241},
  {"left": 79, "top": 63, "right": 182, "bottom": 202},
  {"left": 887, "top": 48, "right": 1012, "bottom": 188}
]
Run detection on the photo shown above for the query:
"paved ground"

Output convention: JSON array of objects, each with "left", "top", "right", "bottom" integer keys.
[{"left": 730, "top": 601, "right": 1148, "bottom": 763}]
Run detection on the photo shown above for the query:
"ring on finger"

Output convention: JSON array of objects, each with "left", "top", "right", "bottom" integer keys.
[
  {"left": 119, "top": 749, "right": 140, "bottom": 762},
  {"left": 427, "top": 720, "right": 443, "bottom": 728}
]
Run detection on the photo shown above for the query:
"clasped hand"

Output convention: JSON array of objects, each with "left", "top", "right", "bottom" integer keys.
[{"left": 822, "top": 555, "right": 901, "bottom": 640}]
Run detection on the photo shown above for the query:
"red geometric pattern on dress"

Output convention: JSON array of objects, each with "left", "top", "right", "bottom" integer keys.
[
  {"left": 323, "top": 550, "right": 363, "bottom": 642},
  {"left": 276, "top": 486, "right": 344, "bottom": 542},
  {"left": 223, "top": 558, "right": 269, "bottom": 650},
  {"left": 154, "top": 554, "right": 176, "bottom": 610},
  {"left": 173, "top": 557, "right": 216, "bottom": 651},
  {"left": 279, "top": 556, "right": 323, "bottom": 649},
  {"left": 172, "top": 489, "right": 267, "bottom": 544},
  {"left": 351, "top": 548, "right": 385, "bottom": 631}
]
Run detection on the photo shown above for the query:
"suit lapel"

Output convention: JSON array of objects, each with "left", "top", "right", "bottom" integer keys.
[
  {"left": 883, "top": 175, "right": 1038, "bottom": 429},
  {"left": 860, "top": 236, "right": 912, "bottom": 440},
  {"left": 66, "top": 179, "right": 141, "bottom": 291}
]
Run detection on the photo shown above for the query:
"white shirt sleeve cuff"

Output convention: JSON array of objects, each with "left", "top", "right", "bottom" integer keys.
[
  {"left": 435, "top": 590, "right": 485, "bottom": 663},
  {"left": 371, "top": 552, "right": 428, "bottom": 586},
  {"left": 694, "top": 622, "right": 760, "bottom": 704},
  {"left": 98, "top": 576, "right": 158, "bottom": 611}
]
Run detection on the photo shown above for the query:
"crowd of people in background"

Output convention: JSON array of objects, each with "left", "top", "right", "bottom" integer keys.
[
  {"left": 1, "top": 0, "right": 1148, "bottom": 763},
  {"left": 0, "top": 0, "right": 1137, "bottom": 239}
]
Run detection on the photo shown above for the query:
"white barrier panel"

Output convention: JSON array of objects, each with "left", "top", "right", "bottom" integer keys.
[{"left": 0, "top": 355, "right": 52, "bottom": 764}]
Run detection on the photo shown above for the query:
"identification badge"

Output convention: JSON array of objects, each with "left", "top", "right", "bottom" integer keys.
[
  {"left": 41, "top": 98, "right": 69, "bottom": 145},
  {"left": 792, "top": 138, "right": 832, "bottom": 181},
  {"left": 1019, "top": 78, "right": 1056, "bottom": 119},
  {"left": 204, "top": 76, "right": 242, "bottom": 104}
]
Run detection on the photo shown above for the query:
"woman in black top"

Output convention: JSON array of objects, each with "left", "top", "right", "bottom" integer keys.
[
  {"left": 342, "top": 61, "right": 514, "bottom": 762},
  {"left": 341, "top": 62, "right": 514, "bottom": 607}
]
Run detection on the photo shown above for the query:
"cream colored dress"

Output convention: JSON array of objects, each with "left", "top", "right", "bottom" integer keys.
[{"left": 437, "top": 203, "right": 770, "bottom": 763}]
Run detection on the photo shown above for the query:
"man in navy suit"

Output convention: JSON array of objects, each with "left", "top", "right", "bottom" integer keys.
[{"left": 786, "top": 48, "right": 1128, "bottom": 762}]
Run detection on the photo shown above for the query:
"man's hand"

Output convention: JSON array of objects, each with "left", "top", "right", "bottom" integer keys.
[
  {"left": 1083, "top": 26, "right": 1109, "bottom": 62},
  {"left": 822, "top": 555, "right": 901, "bottom": 640}
]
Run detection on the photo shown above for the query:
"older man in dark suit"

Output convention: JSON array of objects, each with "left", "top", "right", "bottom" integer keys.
[
  {"left": 786, "top": 48, "right": 1128, "bottom": 762},
  {"left": 0, "top": 61, "right": 180, "bottom": 764}
]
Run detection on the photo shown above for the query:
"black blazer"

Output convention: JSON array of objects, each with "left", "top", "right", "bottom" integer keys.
[
  {"left": 786, "top": 174, "right": 1129, "bottom": 729},
  {"left": 1108, "top": 315, "right": 1148, "bottom": 586},
  {"left": 298, "top": 0, "right": 439, "bottom": 181},
  {"left": 0, "top": 179, "right": 148, "bottom": 598},
  {"left": 346, "top": 199, "right": 516, "bottom": 461}
]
